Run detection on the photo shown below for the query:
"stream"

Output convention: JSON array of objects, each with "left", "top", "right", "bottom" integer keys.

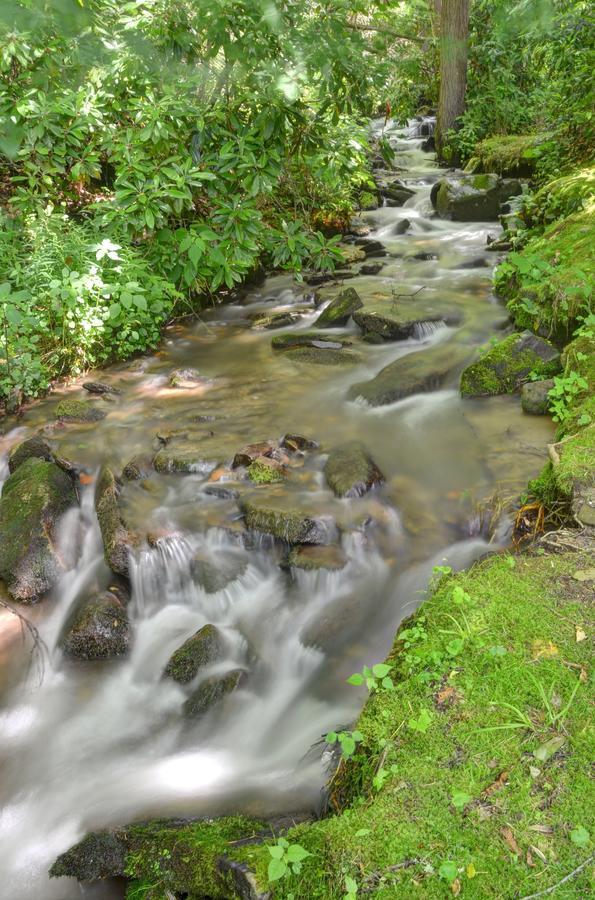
[{"left": 0, "top": 118, "right": 555, "bottom": 899}]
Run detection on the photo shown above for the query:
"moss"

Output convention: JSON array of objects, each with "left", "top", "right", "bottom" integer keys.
[
  {"left": 271, "top": 331, "right": 351, "bottom": 350},
  {"left": 95, "top": 466, "right": 136, "bottom": 577},
  {"left": 8, "top": 435, "right": 53, "bottom": 474},
  {"left": 56, "top": 398, "right": 107, "bottom": 422},
  {"left": 183, "top": 669, "right": 246, "bottom": 719},
  {"left": 553, "top": 424, "right": 595, "bottom": 495},
  {"left": 247, "top": 458, "right": 285, "bottom": 483},
  {"left": 240, "top": 498, "right": 334, "bottom": 544},
  {"left": 285, "top": 346, "right": 363, "bottom": 366},
  {"left": 460, "top": 332, "right": 560, "bottom": 397},
  {"left": 60, "top": 591, "right": 129, "bottom": 660},
  {"left": 153, "top": 448, "right": 218, "bottom": 474},
  {"left": 469, "top": 134, "right": 551, "bottom": 177},
  {"left": 163, "top": 624, "right": 223, "bottom": 684},
  {"left": 315, "top": 287, "right": 363, "bottom": 328},
  {"left": 323, "top": 441, "right": 384, "bottom": 498}
]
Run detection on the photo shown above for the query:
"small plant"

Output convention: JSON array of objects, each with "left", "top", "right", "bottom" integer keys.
[
  {"left": 267, "top": 838, "right": 311, "bottom": 883},
  {"left": 343, "top": 874, "right": 359, "bottom": 900},
  {"left": 570, "top": 826, "right": 590, "bottom": 848},
  {"left": 451, "top": 788, "right": 472, "bottom": 810},
  {"left": 548, "top": 370, "right": 589, "bottom": 424},
  {"left": 438, "top": 860, "right": 458, "bottom": 884},
  {"left": 373, "top": 763, "right": 399, "bottom": 791},
  {"left": 325, "top": 729, "right": 364, "bottom": 759},
  {"left": 347, "top": 662, "right": 394, "bottom": 692},
  {"left": 408, "top": 708, "right": 433, "bottom": 734}
]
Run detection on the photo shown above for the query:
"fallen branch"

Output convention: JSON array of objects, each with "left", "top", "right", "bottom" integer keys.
[
  {"left": 0, "top": 597, "right": 49, "bottom": 685},
  {"left": 361, "top": 858, "right": 421, "bottom": 892},
  {"left": 519, "top": 854, "right": 594, "bottom": 899}
]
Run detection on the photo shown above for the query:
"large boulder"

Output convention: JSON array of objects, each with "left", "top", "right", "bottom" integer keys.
[
  {"left": 60, "top": 589, "right": 129, "bottom": 660},
  {"left": 324, "top": 442, "right": 384, "bottom": 498},
  {"left": 8, "top": 435, "right": 53, "bottom": 474},
  {"left": 348, "top": 344, "right": 465, "bottom": 406},
  {"left": 285, "top": 346, "right": 363, "bottom": 366},
  {"left": 95, "top": 466, "right": 137, "bottom": 577},
  {"left": 56, "top": 399, "right": 107, "bottom": 423},
  {"left": 164, "top": 624, "right": 225, "bottom": 684},
  {"left": 0, "top": 458, "right": 78, "bottom": 602},
  {"left": 315, "top": 288, "right": 363, "bottom": 328},
  {"left": 240, "top": 498, "right": 337, "bottom": 544},
  {"left": 183, "top": 669, "right": 247, "bottom": 719},
  {"left": 460, "top": 332, "right": 561, "bottom": 398},
  {"left": 431, "top": 174, "right": 522, "bottom": 221}
]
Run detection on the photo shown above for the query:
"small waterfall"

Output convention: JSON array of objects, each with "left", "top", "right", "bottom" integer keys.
[{"left": 413, "top": 320, "right": 447, "bottom": 340}]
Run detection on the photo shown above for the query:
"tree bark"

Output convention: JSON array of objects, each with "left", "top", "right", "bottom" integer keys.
[{"left": 435, "top": 0, "right": 469, "bottom": 162}]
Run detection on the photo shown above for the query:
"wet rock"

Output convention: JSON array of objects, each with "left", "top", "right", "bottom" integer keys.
[
  {"left": 460, "top": 331, "right": 561, "bottom": 397},
  {"left": 324, "top": 441, "right": 384, "bottom": 498},
  {"left": 346, "top": 217, "right": 371, "bottom": 237},
  {"left": 240, "top": 498, "right": 337, "bottom": 544},
  {"left": 362, "top": 332, "right": 385, "bottom": 344},
  {"left": 352, "top": 307, "right": 452, "bottom": 341},
  {"left": 60, "top": 589, "right": 129, "bottom": 660},
  {"left": 169, "top": 368, "right": 205, "bottom": 388},
  {"left": 280, "top": 433, "right": 319, "bottom": 452},
  {"left": 348, "top": 343, "right": 464, "bottom": 406},
  {"left": 286, "top": 544, "right": 346, "bottom": 572},
  {"left": 164, "top": 624, "right": 225, "bottom": 684},
  {"left": 315, "top": 287, "right": 363, "bottom": 328},
  {"left": 183, "top": 669, "right": 247, "bottom": 719},
  {"left": 56, "top": 399, "right": 107, "bottom": 423},
  {"left": 204, "top": 484, "right": 241, "bottom": 501},
  {"left": 304, "top": 270, "right": 356, "bottom": 286},
  {"left": 521, "top": 379, "right": 554, "bottom": 415},
  {"left": 354, "top": 239, "right": 388, "bottom": 257},
  {"left": 421, "top": 136, "right": 436, "bottom": 152},
  {"left": 486, "top": 238, "right": 512, "bottom": 252},
  {"left": 250, "top": 311, "right": 299, "bottom": 330},
  {"left": 393, "top": 219, "right": 411, "bottom": 236},
  {"left": 95, "top": 466, "right": 137, "bottom": 577},
  {"left": 83, "top": 382, "right": 122, "bottom": 396},
  {"left": 271, "top": 331, "right": 351, "bottom": 351},
  {"left": 232, "top": 441, "right": 275, "bottom": 468},
  {"left": 455, "top": 257, "right": 490, "bottom": 269},
  {"left": 122, "top": 454, "right": 154, "bottom": 481},
  {"left": 191, "top": 555, "right": 248, "bottom": 593},
  {"left": 360, "top": 261, "right": 384, "bottom": 276},
  {"left": 0, "top": 458, "right": 78, "bottom": 602},
  {"left": 380, "top": 183, "right": 416, "bottom": 205},
  {"left": 285, "top": 346, "right": 363, "bottom": 366},
  {"left": 50, "top": 831, "right": 128, "bottom": 881},
  {"left": 432, "top": 173, "right": 522, "bottom": 222},
  {"left": 5, "top": 386, "right": 23, "bottom": 415},
  {"left": 247, "top": 457, "right": 286, "bottom": 484},
  {"left": 339, "top": 244, "right": 367, "bottom": 264},
  {"left": 8, "top": 435, "right": 53, "bottom": 474},
  {"left": 153, "top": 448, "right": 218, "bottom": 475}
]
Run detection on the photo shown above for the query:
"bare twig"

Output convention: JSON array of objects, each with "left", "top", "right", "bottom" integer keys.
[
  {"left": 345, "top": 21, "right": 427, "bottom": 44},
  {"left": 0, "top": 597, "right": 49, "bottom": 685},
  {"left": 519, "top": 855, "right": 594, "bottom": 899},
  {"left": 361, "top": 858, "right": 422, "bottom": 892}
]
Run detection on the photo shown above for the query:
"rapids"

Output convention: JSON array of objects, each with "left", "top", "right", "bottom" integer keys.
[{"left": 0, "top": 118, "right": 554, "bottom": 899}]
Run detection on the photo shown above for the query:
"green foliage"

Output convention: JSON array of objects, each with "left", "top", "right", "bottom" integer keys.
[
  {"left": 347, "top": 662, "right": 394, "bottom": 693},
  {"left": 267, "top": 838, "right": 311, "bottom": 883},
  {"left": 326, "top": 729, "right": 364, "bottom": 759}
]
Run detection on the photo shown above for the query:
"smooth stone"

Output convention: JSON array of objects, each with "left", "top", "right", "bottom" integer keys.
[
  {"left": 8, "top": 435, "right": 53, "bottom": 474},
  {"left": 285, "top": 346, "right": 363, "bottom": 366},
  {"left": 191, "top": 555, "right": 248, "bottom": 593},
  {"left": 521, "top": 379, "right": 554, "bottom": 415},
  {"left": 183, "top": 669, "right": 247, "bottom": 719},
  {"left": 240, "top": 498, "right": 338, "bottom": 544},
  {"left": 271, "top": 332, "right": 352, "bottom": 350},
  {"left": 164, "top": 624, "right": 224, "bottom": 684},
  {"left": 56, "top": 399, "right": 107, "bottom": 423},
  {"left": 314, "top": 287, "right": 363, "bottom": 328},
  {"left": 324, "top": 441, "right": 384, "bottom": 498},
  {"left": 285, "top": 544, "right": 347, "bottom": 571},
  {"left": 60, "top": 589, "right": 129, "bottom": 660}
]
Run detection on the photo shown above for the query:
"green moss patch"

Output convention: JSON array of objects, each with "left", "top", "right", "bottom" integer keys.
[
  {"left": 460, "top": 331, "right": 560, "bottom": 397},
  {"left": 467, "top": 134, "right": 550, "bottom": 177}
]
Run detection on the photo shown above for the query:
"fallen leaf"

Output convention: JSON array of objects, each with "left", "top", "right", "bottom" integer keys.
[
  {"left": 482, "top": 770, "right": 509, "bottom": 796},
  {"left": 572, "top": 568, "right": 595, "bottom": 582},
  {"left": 451, "top": 878, "right": 461, "bottom": 896},
  {"left": 466, "top": 863, "right": 477, "bottom": 879},
  {"left": 526, "top": 849, "right": 535, "bottom": 868},
  {"left": 529, "top": 824, "right": 554, "bottom": 834},
  {"left": 476, "top": 803, "right": 493, "bottom": 822},
  {"left": 500, "top": 826, "right": 521, "bottom": 856},
  {"left": 575, "top": 627, "right": 587, "bottom": 643},
  {"left": 435, "top": 685, "right": 460, "bottom": 709},
  {"left": 533, "top": 736, "right": 566, "bottom": 762},
  {"left": 529, "top": 845, "right": 547, "bottom": 864},
  {"left": 529, "top": 766, "right": 541, "bottom": 778},
  {"left": 532, "top": 640, "right": 558, "bottom": 659},
  {"left": 580, "top": 667, "right": 588, "bottom": 683},
  {"left": 79, "top": 473, "right": 95, "bottom": 485}
]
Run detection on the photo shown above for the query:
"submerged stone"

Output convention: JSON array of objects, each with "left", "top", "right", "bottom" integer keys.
[
  {"left": 191, "top": 555, "right": 248, "bottom": 593},
  {"left": 164, "top": 624, "right": 225, "bottom": 684},
  {"left": 352, "top": 303, "right": 457, "bottom": 341},
  {"left": 324, "top": 442, "right": 384, "bottom": 498},
  {"left": 60, "top": 589, "right": 129, "bottom": 661},
  {"left": 95, "top": 466, "right": 137, "bottom": 577},
  {"left": 183, "top": 669, "right": 247, "bottom": 719},
  {"left": 8, "top": 435, "right": 53, "bottom": 474},
  {"left": 521, "top": 379, "right": 554, "bottom": 415},
  {"left": 169, "top": 368, "right": 205, "bottom": 388},
  {"left": 285, "top": 346, "right": 362, "bottom": 366},
  {"left": 241, "top": 498, "right": 337, "bottom": 544},
  {"left": 56, "top": 398, "right": 107, "bottom": 423},
  {"left": 286, "top": 544, "right": 347, "bottom": 571},
  {"left": 348, "top": 344, "right": 464, "bottom": 406},
  {"left": 271, "top": 331, "right": 351, "bottom": 350},
  {"left": 83, "top": 381, "right": 122, "bottom": 396},
  {"left": 250, "top": 311, "right": 299, "bottom": 330},
  {"left": 122, "top": 454, "right": 154, "bottom": 481},
  {"left": 0, "top": 458, "right": 78, "bottom": 602},
  {"left": 460, "top": 331, "right": 561, "bottom": 397},
  {"left": 315, "top": 288, "right": 363, "bottom": 328},
  {"left": 153, "top": 448, "right": 218, "bottom": 474},
  {"left": 232, "top": 441, "right": 275, "bottom": 468}
]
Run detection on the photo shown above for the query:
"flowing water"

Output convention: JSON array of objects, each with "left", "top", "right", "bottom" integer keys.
[{"left": 0, "top": 119, "right": 554, "bottom": 899}]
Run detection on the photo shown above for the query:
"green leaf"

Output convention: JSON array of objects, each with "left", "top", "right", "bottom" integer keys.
[
  {"left": 489, "top": 645, "right": 507, "bottom": 657},
  {"left": 285, "top": 844, "right": 310, "bottom": 863},
  {"left": 340, "top": 736, "right": 355, "bottom": 757},
  {"left": 109, "top": 302, "right": 121, "bottom": 319},
  {"left": 570, "top": 826, "right": 590, "bottom": 848},
  {"left": 267, "top": 858, "right": 287, "bottom": 882},
  {"left": 347, "top": 673, "right": 364, "bottom": 686},
  {"left": 372, "top": 663, "right": 392, "bottom": 678},
  {"left": 268, "top": 845, "right": 285, "bottom": 859},
  {"left": 351, "top": 730, "right": 363, "bottom": 742},
  {"left": 325, "top": 731, "right": 337, "bottom": 744},
  {"left": 439, "top": 861, "right": 458, "bottom": 883},
  {"left": 451, "top": 789, "right": 472, "bottom": 810},
  {"left": 533, "top": 735, "right": 566, "bottom": 762}
]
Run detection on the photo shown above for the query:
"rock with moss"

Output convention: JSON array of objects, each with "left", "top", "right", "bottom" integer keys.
[
  {"left": 286, "top": 544, "right": 347, "bottom": 571},
  {"left": 286, "top": 345, "right": 363, "bottom": 366},
  {"left": 94, "top": 466, "right": 137, "bottom": 577},
  {"left": 352, "top": 302, "right": 459, "bottom": 341},
  {"left": 191, "top": 554, "right": 247, "bottom": 593},
  {"left": 431, "top": 174, "right": 522, "bottom": 221},
  {"left": 0, "top": 458, "right": 78, "bottom": 602},
  {"left": 153, "top": 447, "right": 219, "bottom": 474},
  {"left": 60, "top": 589, "right": 129, "bottom": 660},
  {"left": 521, "top": 379, "right": 554, "bottom": 415},
  {"left": 8, "top": 435, "right": 53, "bottom": 474},
  {"left": 271, "top": 331, "right": 352, "bottom": 350},
  {"left": 349, "top": 343, "right": 466, "bottom": 406},
  {"left": 460, "top": 332, "right": 561, "bottom": 398},
  {"left": 250, "top": 311, "right": 299, "bottom": 329},
  {"left": 465, "top": 134, "right": 550, "bottom": 177},
  {"left": 247, "top": 456, "right": 286, "bottom": 483},
  {"left": 121, "top": 454, "right": 154, "bottom": 481},
  {"left": 241, "top": 498, "right": 337, "bottom": 544},
  {"left": 50, "top": 830, "right": 128, "bottom": 881},
  {"left": 164, "top": 624, "right": 224, "bottom": 683},
  {"left": 56, "top": 399, "right": 107, "bottom": 423},
  {"left": 183, "top": 668, "right": 247, "bottom": 719},
  {"left": 324, "top": 442, "right": 384, "bottom": 498},
  {"left": 315, "top": 287, "right": 363, "bottom": 328},
  {"left": 280, "top": 433, "right": 319, "bottom": 452}
]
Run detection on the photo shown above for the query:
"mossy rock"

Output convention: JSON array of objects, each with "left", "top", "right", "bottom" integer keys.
[
  {"left": 324, "top": 441, "right": 384, "bottom": 498},
  {"left": 240, "top": 498, "right": 337, "bottom": 544},
  {"left": 352, "top": 300, "right": 459, "bottom": 341},
  {"left": 8, "top": 435, "right": 53, "bottom": 474},
  {"left": 183, "top": 668, "right": 247, "bottom": 719},
  {"left": 460, "top": 331, "right": 561, "bottom": 398},
  {"left": 153, "top": 448, "right": 219, "bottom": 474},
  {"left": 286, "top": 544, "right": 347, "bottom": 571},
  {"left": 56, "top": 399, "right": 107, "bottom": 423},
  {"left": 467, "top": 133, "right": 550, "bottom": 177},
  {"left": 94, "top": 466, "right": 137, "bottom": 577},
  {"left": 50, "top": 830, "right": 128, "bottom": 881},
  {"left": 314, "top": 287, "right": 363, "bottom": 328},
  {"left": 0, "top": 458, "right": 78, "bottom": 602},
  {"left": 191, "top": 555, "right": 247, "bottom": 593},
  {"left": 60, "top": 590, "right": 129, "bottom": 660},
  {"left": 164, "top": 624, "right": 224, "bottom": 684},
  {"left": 121, "top": 454, "right": 154, "bottom": 481},
  {"left": 271, "top": 331, "right": 351, "bottom": 350},
  {"left": 521, "top": 379, "right": 554, "bottom": 415},
  {"left": 285, "top": 346, "right": 363, "bottom": 366},
  {"left": 432, "top": 174, "right": 521, "bottom": 221},
  {"left": 349, "top": 343, "right": 466, "bottom": 406},
  {"left": 250, "top": 311, "right": 299, "bottom": 329},
  {"left": 247, "top": 457, "right": 285, "bottom": 483}
]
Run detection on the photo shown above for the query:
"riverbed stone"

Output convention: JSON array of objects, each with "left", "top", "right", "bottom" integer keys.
[
  {"left": 271, "top": 332, "right": 351, "bottom": 350},
  {"left": 285, "top": 346, "right": 363, "bottom": 366},
  {"left": 50, "top": 831, "right": 128, "bottom": 881},
  {"left": 0, "top": 458, "right": 78, "bottom": 602},
  {"left": 240, "top": 498, "right": 337, "bottom": 544},
  {"left": 95, "top": 466, "right": 137, "bottom": 577},
  {"left": 153, "top": 448, "right": 219, "bottom": 475},
  {"left": 183, "top": 669, "right": 247, "bottom": 719},
  {"left": 247, "top": 457, "right": 286, "bottom": 483},
  {"left": 432, "top": 174, "right": 522, "bottom": 221},
  {"left": 250, "top": 311, "right": 299, "bottom": 330},
  {"left": 315, "top": 287, "right": 363, "bottom": 328},
  {"left": 348, "top": 344, "right": 464, "bottom": 406},
  {"left": 324, "top": 442, "right": 384, "bottom": 498},
  {"left": 169, "top": 368, "right": 205, "bottom": 388},
  {"left": 122, "top": 454, "right": 154, "bottom": 481},
  {"left": 460, "top": 331, "right": 561, "bottom": 397},
  {"left": 352, "top": 299, "right": 458, "bottom": 341},
  {"left": 83, "top": 381, "right": 122, "bottom": 396},
  {"left": 286, "top": 544, "right": 347, "bottom": 571},
  {"left": 232, "top": 441, "right": 275, "bottom": 468},
  {"left": 164, "top": 624, "right": 225, "bottom": 684},
  {"left": 8, "top": 435, "right": 53, "bottom": 474},
  {"left": 56, "top": 398, "right": 107, "bottom": 423},
  {"left": 280, "top": 433, "right": 320, "bottom": 452},
  {"left": 60, "top": 589, "right": 129, "bottom": 660},
  {"left": 191, "top": 555, "right": 248, "bottom": 593},
  {"left": 521, "top": 379, "right": 554, "bottom": 415}
]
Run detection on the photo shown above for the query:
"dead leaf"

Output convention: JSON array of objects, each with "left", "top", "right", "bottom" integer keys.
[
  {"left": 533, "top": 735, "right": 566, "bottom": 762},
  {"left": 580, "top": 667, "right": 588, "bottom": 683},
  {"left": 500, "top": 826, "right": 521, "bottom": 856},
  {"left": 526, "top": 849, "right": 535, "bottom": 868},
  {"left": 435, "top": 685, "right": 460, "bottom": 709},
  {"left": 79, "top": 473, "right": 95, "bottom": 485},
  {"left": 572, "top": 568, "right": 595, "bottom": 582},
  {"left": 476, "top": 803, "right": 493, "bottom": 822},
  {"left": 451, "top": 878, "right": 461, "bottom": 896},
  {"left": 528, "top": 824, "right": 554, "bottom": 834},
  {"left": 532, "top": 640, "right": 558, "bottom": 659},
  {"left": 575, "top": 627, "right": 587, "bottom": 643},
  {"left": 482, "top": 770, "right": 509, "bottom": 797},
  {"left": 530, "top": 845, "right": 547, "bottom": 864},
  {"left": 529, "top": 766, "right": 541, "bottom": 778}
]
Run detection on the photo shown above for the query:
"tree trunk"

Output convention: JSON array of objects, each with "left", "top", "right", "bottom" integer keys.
[{"left": 435, "top": 0, "right": 469, "bottom": 162}]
